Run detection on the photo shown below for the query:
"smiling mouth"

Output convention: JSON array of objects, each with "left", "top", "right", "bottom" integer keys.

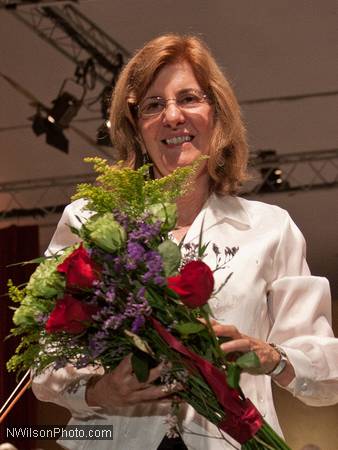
[{"left": 162, "top": 135, "right": 194, "bottom": 145}]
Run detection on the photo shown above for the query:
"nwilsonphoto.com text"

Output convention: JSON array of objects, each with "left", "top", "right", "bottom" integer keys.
[{"left": 6, "top": 425, "right": 113, "bottom": 440}]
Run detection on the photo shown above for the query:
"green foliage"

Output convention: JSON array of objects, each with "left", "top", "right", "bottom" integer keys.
[
  {"left": 85, "top": 213, "right": 126, "bottom": 252},
  {"left": 26, "top": 259, "right": 65, "bottom": 298},
  {"left": 7, "top": 279, "right": 25, "bottom": 303},
  {"left": 72, "top": 157, "right": 205, "bottom": 217},
  {"left": 131, "top": 350, "right": 156, "bottom": 383},
  {"left": 6, "top": 331, "right": 40, "bottom": 373},
  {"left": 157, "top": 240, "right": 181, "bottom": 276},
  {"left": 226, "top": 352, "right": 260, "bottom": 390},
  {"left": 227, "top": 363, "right": 241, "bottom": 389},
  {"left": 236, "top": 351, "right": 260, "bottom": 370},
  {"left": 174, "top": 322, "right": 206, "bottom": 335}
]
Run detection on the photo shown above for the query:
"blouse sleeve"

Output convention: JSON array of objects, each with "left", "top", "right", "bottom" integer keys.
[
  {"left": 32, "top": 200, "right": 103, "bottom": 418},
  {"left": 267, "top": 210, "right": 338, "bottom": 406},
  {"left": 45, "top": 199, "right": 92, "bottom": 256},
  {"left": 32, "top": 365, "right": 105, "bottom": 419}
]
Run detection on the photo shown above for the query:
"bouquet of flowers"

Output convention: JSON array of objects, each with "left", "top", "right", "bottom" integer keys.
[{"left": 7, "top": 157, "right": 291, "bottom": 449}]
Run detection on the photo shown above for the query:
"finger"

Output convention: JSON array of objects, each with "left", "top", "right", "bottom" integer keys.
[
  {"left": 220, "top": 338, "right": 251, "bottom": 353},
  {"left": 198, "top": 317, "right": 218, "bottom": 326},
  {"left": 146, "top": 361, "right": 166, "bottom": 383},
  {"left": 134, "top": 383, "right": 183, "bottom": 402},
  {"left": 213, "top": 324, "right": 242, "bottom": 339},
  {"left": 115, "top": 353, "right": 134, "bottom": 376}
]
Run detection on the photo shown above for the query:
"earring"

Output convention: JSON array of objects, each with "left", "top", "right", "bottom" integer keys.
[{"left": 142, "top": 153, "right": 151, "bottom": 165}]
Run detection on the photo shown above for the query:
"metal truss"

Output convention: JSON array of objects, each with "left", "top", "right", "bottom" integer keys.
[
  {"left": 1, "top": 1, "right": 130, "bottom": 86},
  {"left": 0, "top": 172, "right": 96, "bottom": 221},
  {"left": 1, "top": 148, "right": 337, "bottom": 222},
  {"left": 243, "top": 148, "right": 338, "bottom": 196}
]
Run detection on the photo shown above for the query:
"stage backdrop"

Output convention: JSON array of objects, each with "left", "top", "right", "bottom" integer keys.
[{"left": 0, "top": 225, "right": 39, "bottom": 449}]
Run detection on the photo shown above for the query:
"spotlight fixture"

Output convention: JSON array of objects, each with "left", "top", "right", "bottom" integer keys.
[
  {"left": 48, "top": 91, "right": 82, "bottom": 128},
  {"left": 32, "top": 110, "right": 69, "bottom": 153},
  {"left": 31, "top": 79, "right": 84, "bottom": 153},
  {"left": 260, "top": 167, "right": 285, "bottom": 192},
  {"left": 254, "top": 149, "right": 289, "bottom": 192}
]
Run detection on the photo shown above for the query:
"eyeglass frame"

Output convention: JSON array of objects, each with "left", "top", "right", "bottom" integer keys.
[{"left": 135, "top": 89, "right": 211, "bottom": 119}]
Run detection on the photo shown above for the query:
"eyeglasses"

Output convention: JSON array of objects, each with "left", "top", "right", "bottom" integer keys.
[{"left": 137, "top": 89, "right": 209, "bottom": 118}]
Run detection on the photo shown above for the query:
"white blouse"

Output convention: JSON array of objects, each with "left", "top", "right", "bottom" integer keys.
[{"left": 32, "top": 194, "right": 338, "bottom": 450}]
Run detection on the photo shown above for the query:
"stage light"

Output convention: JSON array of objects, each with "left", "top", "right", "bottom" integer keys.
[
  {"left": 32, "top": 111, "right": 46, "bottom": 136},
  {"left": 260, "top": 167, "right": 287, "bottom": 192},
  {"left": 45, "top": 122, "right": 69, "bottom": 153},
  {"left": 32, "top": 110, "right": 69, "bottom": 153},
  {"left": 31, "top": 81, "right": 84, "bottom": 153},
  {"left": 48, "top": 91, "right": 82, "bottom": 128}
]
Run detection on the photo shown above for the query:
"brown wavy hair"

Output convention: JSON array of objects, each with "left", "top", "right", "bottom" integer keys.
[{"left": 109, "top": 33, "right": 249, "bottom": 195}]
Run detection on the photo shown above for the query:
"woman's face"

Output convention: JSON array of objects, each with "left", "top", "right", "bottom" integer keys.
[{"left": 137, "top": 60, "right": 214, "bottom": 178}]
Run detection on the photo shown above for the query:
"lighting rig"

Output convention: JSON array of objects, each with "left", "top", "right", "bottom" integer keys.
[
  {"left": 32, "top": 79, "right": 85, "bottom": 153},
  {"left": 3, "top": 1, "right": 128, "bottom": 151}
]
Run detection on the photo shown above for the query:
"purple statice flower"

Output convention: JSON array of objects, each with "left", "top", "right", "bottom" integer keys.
[
  {"left": 131, "top": 315, "right": 145, "bottom": 333},
  {"left": 125, "top": 260, "right": 137, "bottom": 270},
  {"left": 127, "top": 241, "right": 145, "bottom": 262},
  {"left": 113, "top": 209, "right": 130, "bottom": 230},
  {"left": 125, "top": 241, "right": 146, "bottom": 270},
  {"left": 75, "top": 354, "right": 91, "bottom": 369},
  {"left": 103, "top": 253, "right": 115, "bottom": 264},
  {"left": 100, "top": 291, "right": 151, "bottom": 334},
  {"left": 154, "top": 275, "right": 165, "bottom": 285},
  {"left": 88, "top": 331, "right": 109, "bottom": 358},
  {"left": 103, "top": 313, "right": 125, "bottom": 331},
  {"left": 129, "top": 220, "right": 161, "bottom": 244},
  {"left": 113, "top": 255, "right": 123, "bottom": 272},
  {"left": 92, "top": 305, "right": 112, "bottom": 322},
  {"left": 141, "top": 250, "right": 165, "bottom": 285},
  {"left": 136, "top": 286, "right": 146, "bottom": 301},
  {"left": 105, "top": 287, "right": 116, "bottom": 303}
]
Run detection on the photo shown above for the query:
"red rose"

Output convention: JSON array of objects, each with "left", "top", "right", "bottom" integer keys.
[
  {"left": 45, "top": 294, "right": 97, "bottom": 334},
  {"left": 57, "top": 244, "right": 99, "bottom": 288},
  {"left": 167, "top": 260, "right": 214, "bottom": 308}
]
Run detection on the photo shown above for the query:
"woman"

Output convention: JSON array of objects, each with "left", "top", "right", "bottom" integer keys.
[{"left": 32, "top": 34, "right": 338, "bottom": 450}]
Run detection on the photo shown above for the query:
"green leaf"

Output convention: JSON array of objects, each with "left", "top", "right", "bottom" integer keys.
[
  {"left": 158, "top": 240, "right": 181, "bottom": 277},
  {"left": 204, "top": 347, "right": 213, "bottom": 362},
  {"left": 174, "top": 322, "right": 205, "bottom": 335},
  {"left": 236, "top": 351, "right": 260, "bottom": 370},
  {"left": 227, "top": 363, "right": 241, "bottom": 389},
  {"left": 7, "top": 256, "right": 46, "bottom": 267},
  {"left": 131, "top": 351, "right": 150, "bottom": 383},
  {"left": 164, "top": 287, "right": 180, "bottom": 300}
]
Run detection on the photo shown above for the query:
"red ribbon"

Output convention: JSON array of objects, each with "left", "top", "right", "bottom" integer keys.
[{"left": 150, "top": 317, "right": 263, "bottom": 444}]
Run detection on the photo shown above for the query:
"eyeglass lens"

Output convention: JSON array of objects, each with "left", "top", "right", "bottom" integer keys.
[{"left": 139, "top": 89, "right": 207, "bottom": 117}]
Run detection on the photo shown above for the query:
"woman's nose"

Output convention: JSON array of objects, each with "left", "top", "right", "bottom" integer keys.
[{"left": 162, "top": 102, "right": 185, "bottom": 127}]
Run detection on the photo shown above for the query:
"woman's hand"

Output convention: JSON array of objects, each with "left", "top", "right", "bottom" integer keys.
[
  {"left": 211, "top": 321, "right": 295, "bottom": 386},
  {"left": 85, "top": 354, "right": 178, "bottom": 410}
]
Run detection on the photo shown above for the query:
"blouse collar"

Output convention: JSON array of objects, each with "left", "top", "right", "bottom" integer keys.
[{"left": 184, "top": 193, "right": 251, "bottom": 244}]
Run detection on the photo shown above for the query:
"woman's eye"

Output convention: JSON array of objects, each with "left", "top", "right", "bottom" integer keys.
[
  {"left": 179, "top": 93, "right": 199, "bottom": 105},
  {"left": 143, "top": 100, "right": 163, "bottom": 113}
]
